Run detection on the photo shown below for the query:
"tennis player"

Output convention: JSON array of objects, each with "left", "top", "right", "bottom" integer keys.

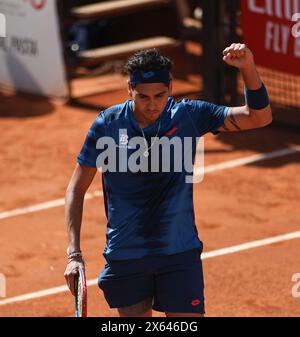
[{"left": 64, "top": 44, "right": 272, "bottom": 317}]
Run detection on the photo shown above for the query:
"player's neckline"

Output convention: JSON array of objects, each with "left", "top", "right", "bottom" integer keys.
[{"left": 128, "top": 99, "right": 171, "bottom": 136}]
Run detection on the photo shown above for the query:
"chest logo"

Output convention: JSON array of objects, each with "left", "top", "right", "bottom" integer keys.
[
  {"left": 119, "top": 133, "right": 129, "bottom": 146},
  {"left": 166, "top": 126, "right": 178, "bottom": 136}
]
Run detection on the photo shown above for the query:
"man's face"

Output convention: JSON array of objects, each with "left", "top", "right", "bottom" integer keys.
[{"left": 128, "top": 82, "right": 172, "bottom": 124}]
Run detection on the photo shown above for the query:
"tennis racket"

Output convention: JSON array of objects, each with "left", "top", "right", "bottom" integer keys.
[{"left": 75, "top": 267, "right": 87, "bottom": 317}]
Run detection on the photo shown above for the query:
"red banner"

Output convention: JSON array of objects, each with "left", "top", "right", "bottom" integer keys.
[{"left": 242, "top": 0, "right": 300, "bottom": 75}]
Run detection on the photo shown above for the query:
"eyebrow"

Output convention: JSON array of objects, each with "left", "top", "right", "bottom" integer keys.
[{"left": 135, "top": 90, "right": 168, "bottom": 97}]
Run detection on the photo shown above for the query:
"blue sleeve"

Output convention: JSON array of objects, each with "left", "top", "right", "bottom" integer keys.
[
  {"left": 190, "top": 100, "right": 229, "bottom": 136},
  {"left": 77, "top": 113, "right": 106, "bottom": 168}
]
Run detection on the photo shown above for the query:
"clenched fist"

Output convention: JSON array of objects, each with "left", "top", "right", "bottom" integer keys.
[{"left": 223, "top": 43, "right": 255, "bottom": 70}]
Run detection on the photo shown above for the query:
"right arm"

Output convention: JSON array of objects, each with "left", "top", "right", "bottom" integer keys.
[{"left": 64, "top": 164, "right": 97, "bottom": 295}]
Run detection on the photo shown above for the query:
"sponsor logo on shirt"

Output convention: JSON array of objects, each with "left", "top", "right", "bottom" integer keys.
[
  {"left": 119, "top": 133, "right": 129, "bottom": 146},
  {"left": 166, "top": 126, "right": 178, "bottom": 136}
]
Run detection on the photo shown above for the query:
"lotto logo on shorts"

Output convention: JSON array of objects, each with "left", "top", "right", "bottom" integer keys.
[
  {"left": 0, "top": 273, "right": 6, "bottom": 298},
  {"left": 0, "top": 13, "right": 6, "bottom": 38},
  {"left": 191, "top": 299, "right": 201, "bottom": 306}
]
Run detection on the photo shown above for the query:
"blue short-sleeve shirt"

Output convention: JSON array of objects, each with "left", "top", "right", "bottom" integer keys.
[{"left": 77, "top": 98, "right": 228, "bottom": 261}]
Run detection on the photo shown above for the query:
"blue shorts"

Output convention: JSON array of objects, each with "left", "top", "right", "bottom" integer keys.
[{"left": 98, "top": 248, "right": 205, "bottom": 314}]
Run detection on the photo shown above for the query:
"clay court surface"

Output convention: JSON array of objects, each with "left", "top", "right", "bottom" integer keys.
[{"left": 0, "top": 89, "right": 300, "bottom": 317}]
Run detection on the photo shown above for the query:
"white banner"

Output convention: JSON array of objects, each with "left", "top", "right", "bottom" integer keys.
[{"left": 0, "top": 0, "right": 68, "bottom": 99}]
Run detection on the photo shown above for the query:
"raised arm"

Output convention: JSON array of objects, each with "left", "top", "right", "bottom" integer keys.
[
  {"left": 218, "top": 43, "right": 272, "bottom": 132},
  {"left": 64, "top": 164, "right": 97, "bottom": 295}
]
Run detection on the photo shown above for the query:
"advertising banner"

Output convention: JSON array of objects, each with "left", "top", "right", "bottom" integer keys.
[
  {"left": 0, "top": 0, "right": 68, "bottom": 99},
  {"left": 242, "top": 0, "right": 300, "bottom": 76}
]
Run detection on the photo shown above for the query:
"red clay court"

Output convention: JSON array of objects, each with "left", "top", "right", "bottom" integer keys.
[
  {"left": 0, "top": 86, "right": 299, "bottom": 316},
  {"left": 0, "top": 0, "right": 300, "bottom": 317}
]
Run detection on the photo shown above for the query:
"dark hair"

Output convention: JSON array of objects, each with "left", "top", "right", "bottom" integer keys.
[{"left": 124, "top": 48, "right": 173, "bottom": 75}]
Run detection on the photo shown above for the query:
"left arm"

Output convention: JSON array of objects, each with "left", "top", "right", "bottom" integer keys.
[{"left": 218, "top": 43, "right": 273, "bottom": 132}]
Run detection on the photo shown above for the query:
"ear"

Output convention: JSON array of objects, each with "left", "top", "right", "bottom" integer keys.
[{"left": 127, "top": 80, "right": 133, "bottom": 97}]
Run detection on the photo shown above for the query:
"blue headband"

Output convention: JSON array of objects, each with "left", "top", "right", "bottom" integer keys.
[{"left": 130, "top": 69, "right": 171, "bottom": 85}]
